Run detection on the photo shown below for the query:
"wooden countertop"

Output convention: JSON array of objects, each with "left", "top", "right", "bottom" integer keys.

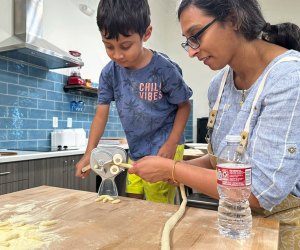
[
  {"left": 183, "top": 143, "right": 208, "bottom": 160},
  {"left": 0, "top": 186, "right": 279, "bottom": 249},
  {"left": 183, "top": 148, "right": 206, "bottom": 160}
]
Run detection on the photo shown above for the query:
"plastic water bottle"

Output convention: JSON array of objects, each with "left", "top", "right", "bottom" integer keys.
[{"left": 216, "top": 135, "right": 252, "bottom": 239}]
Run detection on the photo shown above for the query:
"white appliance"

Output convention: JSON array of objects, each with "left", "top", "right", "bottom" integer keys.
[{"left": 51, "top": 129, "right": 86, "bottom": 150}]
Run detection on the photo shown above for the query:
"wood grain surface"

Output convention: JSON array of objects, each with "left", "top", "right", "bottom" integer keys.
[{"left": 0, "top": 186, "right": 279, "bottom": 250}]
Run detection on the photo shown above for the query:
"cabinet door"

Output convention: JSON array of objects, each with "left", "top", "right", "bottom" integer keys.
[
  {"left": 28, "top": 157, "right": 65, "bottom": 188},
  {"left": 0, "top": 180, "right": 29, "bottom": 195},
  {"left": 28, "top": 155, "right": 97, "bottom": 192},
  {"left": 65, "top": 155, "right": 97, "bottom": 192},
  {"left": 0, "top": 161, "right": 29, "bottom": 195},
  {"left": 0, "top": 161, "right": 29, "bottom": 183},
  {"left": 46, "top": 157, "right": 65, "bottom": 188},
  {"left": 28, "top": 159, "right": 48, "bottom": 188}
]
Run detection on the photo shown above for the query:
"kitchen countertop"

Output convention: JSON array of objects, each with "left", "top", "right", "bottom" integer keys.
[
  {"left": 0, "top": 186, "right": 279, "bottom": 250},
  {"left": 0, "top": 144, "right": 205, "bottom": 163},
  {"left": 0, "top": 144, "right": 129, "bottom": 163}
]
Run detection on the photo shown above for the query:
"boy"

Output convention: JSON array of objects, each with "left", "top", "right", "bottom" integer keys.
[{"left": 76, "top": 0, "right": 193, "bottom": 204}]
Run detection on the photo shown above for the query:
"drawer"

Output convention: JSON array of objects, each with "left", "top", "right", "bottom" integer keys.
[
  {"left": 0, "top": 161, "right": 29, "bottom": 184},
  {"left": 0, "top": 179, "right": 29, "bottom": 195}
]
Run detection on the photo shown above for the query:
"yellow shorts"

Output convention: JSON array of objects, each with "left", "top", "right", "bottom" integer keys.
[{"left": 126, "top": 144, "right": 184, "bottom": 204}]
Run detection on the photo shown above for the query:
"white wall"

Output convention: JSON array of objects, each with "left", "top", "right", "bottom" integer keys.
[
  {"left": 0, "top": 0, "right": 300, "bottom": 141},
  {"left": 164, "top": 0, "right": 300, "bottom": 141}
]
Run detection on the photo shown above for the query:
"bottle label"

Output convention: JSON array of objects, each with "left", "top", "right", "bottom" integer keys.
[{"left": 217, "top": 163, "right": 251, "bottom": 187}]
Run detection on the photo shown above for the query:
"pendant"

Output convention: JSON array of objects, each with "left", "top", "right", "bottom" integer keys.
[{"left": 240, "top": 90, "right": 246, "bottom": 107}]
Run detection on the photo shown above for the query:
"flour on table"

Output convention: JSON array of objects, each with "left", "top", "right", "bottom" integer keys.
[
  {"left": 15, "top": 204, "right": 36, "bottom": 214},
  {"left": 0, "top": 201, "right": 63, "bottom": 249},
  {"left": 39, "top": 220, "right": 58, "bottom": 227},
  {"left": 0, "top": 210, "right": 9, "bottom": 216},
  {"left": 3, "top": 204, "right": 16, "bottom": 209},
  {"left": 0, "top": 219, "right": 62, "bottom": 249}
]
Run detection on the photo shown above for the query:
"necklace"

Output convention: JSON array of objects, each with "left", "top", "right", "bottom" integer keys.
[{"left": 240, "top": 90, "right": 246, "bottom": 107}]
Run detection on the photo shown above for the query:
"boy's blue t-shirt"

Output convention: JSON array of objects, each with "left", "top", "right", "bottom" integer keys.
[{"left": 98, "top": 51, "right": 193, "bottom": 160}]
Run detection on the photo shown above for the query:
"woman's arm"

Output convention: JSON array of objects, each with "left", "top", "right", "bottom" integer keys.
[
  {"left": 129, "top": 155, "right": 262, "bottom": 208},
  {"left": 185, "top": 154, "right": 213, "bottom": 169}
]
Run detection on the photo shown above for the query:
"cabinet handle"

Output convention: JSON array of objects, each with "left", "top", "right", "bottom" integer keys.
[
  {"left": 0, "top": 171, "right": 11, "bottom": 176},
  {"left": 71, "top": 160, "right": 75, "bottom": 172},
  {"left": 63, "top": 160, "right": 68, "bottom": 173}
]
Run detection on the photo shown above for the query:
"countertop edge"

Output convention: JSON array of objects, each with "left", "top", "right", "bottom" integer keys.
[
  {"left": 0, "top": 144, "right": 129, "bottom": 163},
  {"left": 0, "top": 149, "right": 86, "bottom": 163}
]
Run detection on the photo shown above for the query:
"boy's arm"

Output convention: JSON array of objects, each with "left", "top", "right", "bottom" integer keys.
[
  {"left": 75, "top": 104, "right": 110, "bottom": 178},
  {"left": 158, "top": 100, "right": 191, "bottom": 158}
]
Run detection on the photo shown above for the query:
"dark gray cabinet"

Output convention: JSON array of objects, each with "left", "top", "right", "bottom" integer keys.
[
  {"left": 63, "top": 155, "right": 97, "bottom": 192},
  {"left": 0, "top": 161, "right": 29, "bottom": 195},
  {"left": 0, "top": 154, "right": 97, "bottom": 195},
  {"left": 28, "top": 154, "right": 96, "bottom": 192}
]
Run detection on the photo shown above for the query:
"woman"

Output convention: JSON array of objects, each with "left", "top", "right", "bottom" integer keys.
[{"left": 128, "top": 0, "right": 300, "bottom": 248}]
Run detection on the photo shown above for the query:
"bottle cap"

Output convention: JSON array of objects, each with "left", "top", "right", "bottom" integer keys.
[{"left": 225, "top": 135, "right": 241, "bottom": 142}]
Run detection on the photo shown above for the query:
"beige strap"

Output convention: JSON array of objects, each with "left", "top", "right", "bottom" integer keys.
[
  {"left": 238, "top": 56, "right": 300, "bottom": 153},
  {"left": 207, "top": 66, "right": 230, "bottom": 129},
  {"left": 208, "top": 56, "right": 300, "bottom": 154}
]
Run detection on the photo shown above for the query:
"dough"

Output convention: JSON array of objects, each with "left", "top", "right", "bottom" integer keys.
[
  {"left": 0, "top": 221, "right": 9, "bottom": 227},
  {"left": 0, "top": 211, "right": 61, "bottom": 249},
  {"left": 0, "top": 242, "right": 10, "bottom": 247},
  {"left": 16, "top": 221, "right": 26, "bottom": 227},
  {"left": 95, "top": 195, "right": 121, "bottom": 204},
  {"left": 110, "top": 165, "right": 120, "bottom": 175},
  {"left": 161, "top": 183, "right": 187, "bottom": 250},
  {"left": 113, "top": 154, "right": 123, "bottom": 165},
  {"left": 111, "top": 199, "right": 121, "bottom": 204},
  {"left": 4, "top": 233, "right": 20, "bottom": 241},
  {"left": 39, "top": 220, "right": 58, "bottom": 226},
  {"left": 95, "top": 195, "right": 111, "bottom": 202},
  {"left": 102, "top": 197, "right": 110, "bottom": 203}
]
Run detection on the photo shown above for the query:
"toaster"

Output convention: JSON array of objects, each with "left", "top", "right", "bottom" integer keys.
[{"left": 51, "top": 128, "right": 86, "bottom": 150}]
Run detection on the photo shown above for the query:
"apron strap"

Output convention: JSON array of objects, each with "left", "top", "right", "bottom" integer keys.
[
  {"left": 237, "top": 56, "right": 300, "bottom": 153},
  {"left": 207, "top": 66, "right": 230, "bottom": 130}
]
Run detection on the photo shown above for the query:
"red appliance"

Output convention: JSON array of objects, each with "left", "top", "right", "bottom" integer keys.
[
  {"left": 67, "top": 72, "right": 86, "bottom": 85},
  {"left": 67, "top": 50, "right": 85, "bottom": 85}
]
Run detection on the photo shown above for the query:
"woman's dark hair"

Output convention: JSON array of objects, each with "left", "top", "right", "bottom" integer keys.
[
  {"left": 177, "top": 0, "right": 300, "bottom": 51},
  {"left": 97, "top": 0, "right": 151, "bottom": 39},
  {"left": 262, "top": 23, "right": 300, "bottom": 51}
]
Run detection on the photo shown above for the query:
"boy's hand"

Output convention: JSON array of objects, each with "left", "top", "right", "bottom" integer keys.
[
  {"left": 75, "top": 155, "right": 91, "bottom": 178},
  {"left": 157, "top": 141, "right": 177, "bottom": 159}
]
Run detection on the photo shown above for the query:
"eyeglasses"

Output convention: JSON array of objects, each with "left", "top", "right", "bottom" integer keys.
[{"left": 181, "top": 18, "right": 217, "bottom": 52}]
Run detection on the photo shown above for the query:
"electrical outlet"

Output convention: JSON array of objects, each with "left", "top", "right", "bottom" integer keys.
[
  {"left": 53, "top": 117, "right": 58, "bottom": 128},
  {"left": 67, "top": 117, "right": 72, "bottom": 128}
]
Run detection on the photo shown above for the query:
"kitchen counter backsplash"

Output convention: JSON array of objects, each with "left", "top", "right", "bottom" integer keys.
[
  {"left": 0, "top": 57, "right": 125, "bottom": 149},
  {"left": 0, "top": 57, "right": 193, "bottom": 149}
]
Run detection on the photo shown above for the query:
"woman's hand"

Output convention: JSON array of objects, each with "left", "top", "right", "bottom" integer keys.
[{"left": 128, "top": 156, "right": 173, "bottom": 183}]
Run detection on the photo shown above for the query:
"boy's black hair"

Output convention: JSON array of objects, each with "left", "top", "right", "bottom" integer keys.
[{"left": 97, "top": 0, "right": 151, "bottom": 39}]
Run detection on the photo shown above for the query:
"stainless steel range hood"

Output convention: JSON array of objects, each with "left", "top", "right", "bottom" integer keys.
[{"left": 0, "top": 0, "right": 84, "bottom": 69}]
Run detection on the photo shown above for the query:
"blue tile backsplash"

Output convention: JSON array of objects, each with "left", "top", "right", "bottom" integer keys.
[{"left": 0, "top": 57, "right": 193, "bottom": 149}]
